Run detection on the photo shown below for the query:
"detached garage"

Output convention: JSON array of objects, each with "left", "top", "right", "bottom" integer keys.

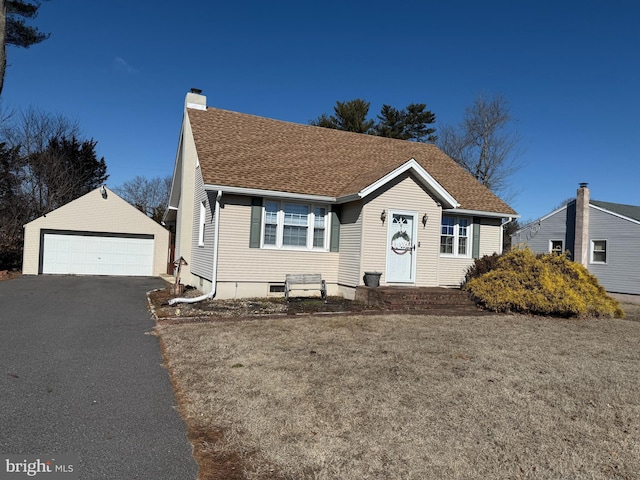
[{"left": 23, "top": 186, "right": 170, "bottom": 277}]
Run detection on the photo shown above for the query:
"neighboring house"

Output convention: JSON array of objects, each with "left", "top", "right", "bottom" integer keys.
[
  {"left": 511, "top": 183, "right": 640, "bottom": 295},
  {"left": 23, "top": 186, "right": 170, "bottom": 277},
  {"left": 164, "top": 89, "right": 517, "bottom": 300}
]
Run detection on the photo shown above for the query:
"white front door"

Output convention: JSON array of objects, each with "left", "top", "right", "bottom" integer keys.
[{"left": 385, "top": 210, "right": 417, "bottom": 283}]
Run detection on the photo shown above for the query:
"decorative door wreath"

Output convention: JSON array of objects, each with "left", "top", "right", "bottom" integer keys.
[{"left": 390, "top": 230, "right": 412, "bottom": 255}]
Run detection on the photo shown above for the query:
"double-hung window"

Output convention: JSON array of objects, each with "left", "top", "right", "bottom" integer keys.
[
  {"left": 591, "top": 240, "right": 607, "bottom": 264},
  {"left": 550, "top": 240, "right": 564, "bottom": 255},
  {"left": 198, "top": 202, "right": 206, "bottom": 246},
  {"left": 263, "top": 201, "right": 279, "bottom": 246},
  {"left": 313, "top": 207, "right": 327, "bottom": 248},
  {"left": 263, "top": 201, "right": 328, "bottom": 250},
  {"left": 440, "top": 216, "right": 470, "bottom": 257}
]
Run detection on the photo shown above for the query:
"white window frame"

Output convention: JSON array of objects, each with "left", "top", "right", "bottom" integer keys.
[
  {"left": 198, "top": 202, "right": 206, "bottom": 246},
  {"left": 550, "top": 239, "right": 564, "bottom": 255},
  {"left": 590, "top": 239, "right": 607, "bottom": 264},
  {"left": 261, "top": 200, "right": 329, "bottom": 251},
  {"left": 440, "top": 215, "right": 472, "bottom": 258}
]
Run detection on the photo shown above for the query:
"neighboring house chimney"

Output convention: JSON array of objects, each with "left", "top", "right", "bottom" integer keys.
[
  {"left": 185, "top": 88, "right": 206, "bottom": 110},
  {"left": 574, "top": 182, "right": 590, "bottom": 266}
]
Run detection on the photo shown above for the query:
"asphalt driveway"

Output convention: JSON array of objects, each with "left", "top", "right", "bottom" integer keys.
[{"left": 0, "top": 275, "right": 197, "bottom": 479}]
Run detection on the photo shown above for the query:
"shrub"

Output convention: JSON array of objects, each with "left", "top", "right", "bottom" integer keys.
[
  {"left": 464, "top": 247, "right": 624, "bottom": 318},
  {"left": 462, "top": 252, "right": 502, "bottom": 286}
]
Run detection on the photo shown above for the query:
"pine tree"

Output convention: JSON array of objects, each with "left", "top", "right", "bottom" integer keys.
[
  {"left": 0, "top": 0, "right": 49, "bottom": 95},
  {"left": 375, "top": 103, "right": 437, "bottom": 142},
  {"left": 312, "top": 99, "right": 437, "bottom": 143},
  {"left": 310, "top": 99, "right": 375, "bottom": 134}
]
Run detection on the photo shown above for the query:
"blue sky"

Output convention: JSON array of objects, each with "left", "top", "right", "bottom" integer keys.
[{"left": 2, "top": 0, "right": 639, "bottom": 222}]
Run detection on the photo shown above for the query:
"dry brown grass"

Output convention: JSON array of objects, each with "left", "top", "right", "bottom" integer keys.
[{"left": 157, "top": 304, "right": 640, "bottom": 480}]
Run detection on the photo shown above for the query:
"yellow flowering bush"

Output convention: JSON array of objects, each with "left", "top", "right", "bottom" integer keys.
[{"left": 464, "top": 248, "right": 624, "bottom": 318}]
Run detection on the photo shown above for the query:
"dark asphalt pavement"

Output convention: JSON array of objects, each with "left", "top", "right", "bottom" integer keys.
[{"left": 0, "top": 275, "right": 198, "bottom": 479}]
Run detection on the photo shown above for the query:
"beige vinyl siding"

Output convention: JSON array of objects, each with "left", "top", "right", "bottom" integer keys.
[
  {"left": 174, "top": 109, "right": 200, "bottom": 286},
  {"left": 215, "top": 195, "right": 339, "bottom": 284},
  {"left": 438, "top": 257, "right": 474, "bottom": 286},
  {"left": 337, "top": 202, "right": 364, "bottom": 287},
  {"left": 173, "top": 144, "right": 184, "bottom": 261},
  {"left": 22, "top": 187, "right": 169, "bottom": 276},
  {"left": 415, "top": 206, "right": 442, "bottom": 287},
  {"left": 23, "top": 228, "right": 40, "bottom": 275},
  {"left": 437, "top": 217, "right": 503, "bottom": 286},
  {"left": 175, "top": 193, "right": 183, "bottom": 263},
  {"left": 190, "top": 168, "right": 214, "bottom": 281},
  {"left": 361, "top": 172, "right": 441, "bottom": 286},
  {"left": 478, "top": 217, "right": 502, "bottom": 255}
]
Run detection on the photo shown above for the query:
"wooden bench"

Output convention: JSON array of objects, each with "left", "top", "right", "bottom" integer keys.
[{"left": 284, "top": 273, "right": 327, "bottom": 302}]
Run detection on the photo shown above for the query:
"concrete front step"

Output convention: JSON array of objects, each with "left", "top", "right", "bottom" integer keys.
[{"left": 355, "top": 286, "right": 482, "bottom": 312}]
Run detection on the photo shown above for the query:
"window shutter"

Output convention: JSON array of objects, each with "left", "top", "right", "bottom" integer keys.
[
  {"left": 330, "top": 210, "right": 340, "bottom": 252},
  {"left": 472, "top": 217, "right": 481, "bottom": 259},
  {"left": 249, "top": 197, "right": 263, "bottom": 248}
]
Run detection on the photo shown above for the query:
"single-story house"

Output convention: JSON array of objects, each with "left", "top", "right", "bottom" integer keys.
[
  {"left": 164, "top": 89, "right": 518, "bottom": 300},
  {"left": 23, "top": 186, "right": 170, "bottom": 276},
  {"left": 511, "top": 183, "right": 640, "bottom": 295}
]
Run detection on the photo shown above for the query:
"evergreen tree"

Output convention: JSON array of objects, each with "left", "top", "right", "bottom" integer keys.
[
  {"left": 402, "top": 103, "right": 437, "bottom": 142},
  {"left": 312, "top": 99, "right": 437, "bottom": 143},
  {"left": 375, "top": 103, "right": 437, "bottom": 142},
  {"left": 0, "top": 108, "right": 109, "bottom": 270},
  {"left": 310, "top": 99, "right": 375, "bottom": 134},
  {"left": 0, "top": 0, "right": 49, "bottom": 94},
  {"left": 0, "top": 142, "right": 27, "bottom": 268},
  {"left": 28, "top": 135, "right": 108, "bottom": 213},
  {"left": 375, "top": 105, "right": 405, "bottom": 139}
]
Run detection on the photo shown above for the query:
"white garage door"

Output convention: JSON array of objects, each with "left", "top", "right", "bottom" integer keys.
[{"left": 42, "top": 233, "right": 154, "bottom": 276}]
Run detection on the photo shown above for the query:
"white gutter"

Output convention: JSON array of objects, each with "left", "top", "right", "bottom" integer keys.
[
  {"left": 446, "top": 208, "right": 520, "bottom": 219},
  {"left": 169, "top": 190, "right": 223, "bottom": 305}
]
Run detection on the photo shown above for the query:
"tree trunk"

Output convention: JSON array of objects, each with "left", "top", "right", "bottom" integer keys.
[{"left": 0, "top": 0, "right": 6, "bottom": 96}]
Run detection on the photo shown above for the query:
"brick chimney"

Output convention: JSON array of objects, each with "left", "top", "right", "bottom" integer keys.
[{"left": 574, "top": 182, "right": 590, "bottom": 266}]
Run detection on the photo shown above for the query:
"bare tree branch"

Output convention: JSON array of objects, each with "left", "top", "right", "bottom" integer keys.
[
  {"left": 437, "top": 93, "right": 523, "bottom": 202},
  {"left": 114, "top": 175, "right": 172, "bottom": 223}
]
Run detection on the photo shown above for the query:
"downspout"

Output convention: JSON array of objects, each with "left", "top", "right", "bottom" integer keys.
[
  {"left": 169, "top": 190, "right": 222, "bottom": 305},
  {"left": 500, "top": 216, "right": 514, "bottom": 253}
]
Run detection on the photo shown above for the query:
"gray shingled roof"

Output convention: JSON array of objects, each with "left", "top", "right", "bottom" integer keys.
[
  {"left": 591, "top": 200, "right": 640, "bottom": 222},
  {"left": 188, "top": 106, "right": 517, "bottom": 215}
]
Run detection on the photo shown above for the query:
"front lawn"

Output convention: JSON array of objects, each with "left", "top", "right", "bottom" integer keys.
[{"left": 157, "top": 304, "right": 640, "bottom": 479}]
